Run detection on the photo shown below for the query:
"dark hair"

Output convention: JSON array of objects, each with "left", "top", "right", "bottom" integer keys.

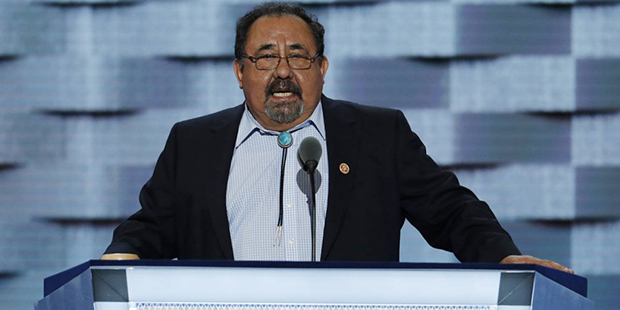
[{"left": 234, "top": 2, "right": 325, "bottom": 60}]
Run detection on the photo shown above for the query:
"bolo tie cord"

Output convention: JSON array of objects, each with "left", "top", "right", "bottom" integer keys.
[{"left": 274, "top": 147, "right": 287, "bottom": 246}]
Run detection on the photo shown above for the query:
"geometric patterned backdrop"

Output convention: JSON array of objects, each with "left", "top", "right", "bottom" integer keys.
[{"left": 1, "top": 0, "right": 619, "bottom": 309}]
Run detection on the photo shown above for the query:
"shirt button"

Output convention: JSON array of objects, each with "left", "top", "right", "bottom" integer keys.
[
  {"left": 288, "top": 238, "right": 294, "bottom": 244},
  {"left": 287, "top": 203, "right": 292, "bottom": 208}
]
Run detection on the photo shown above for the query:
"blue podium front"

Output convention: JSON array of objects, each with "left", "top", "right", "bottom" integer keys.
[{"left": 35, "top": 260, "right": 593, "bottom": 310}]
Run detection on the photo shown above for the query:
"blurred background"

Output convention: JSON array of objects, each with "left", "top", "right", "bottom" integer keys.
[{"left": 1, "top": 0, "right": 619, "bottom": 309}]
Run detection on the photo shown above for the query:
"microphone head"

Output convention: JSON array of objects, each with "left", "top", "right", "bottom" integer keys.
[{"left": 298, "top": 136, "right": 322, "bottom": 173}]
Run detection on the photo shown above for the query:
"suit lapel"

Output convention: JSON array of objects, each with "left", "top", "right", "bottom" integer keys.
[
  {"left": 201, "top": 104, "right": 244, "bottom": 260},
  {"left": 321, "top": 96, "right": 361, "bottom": 260}
]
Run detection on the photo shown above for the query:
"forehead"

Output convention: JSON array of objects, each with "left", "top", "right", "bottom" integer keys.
[{"left": 245, "top": 15, "right": 316, "bottom": 51}]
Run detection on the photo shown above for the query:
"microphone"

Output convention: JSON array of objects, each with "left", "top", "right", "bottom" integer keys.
[
  {"left": 298, "top": 137, "right": 322, "bottom": 173},
  {"left": 298, "top": 137, "right": 322, "bottom": 262}
]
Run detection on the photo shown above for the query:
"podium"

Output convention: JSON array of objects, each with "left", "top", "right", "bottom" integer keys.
[{"left": 35, "top": 260, "right": 593, "bottom": 310}]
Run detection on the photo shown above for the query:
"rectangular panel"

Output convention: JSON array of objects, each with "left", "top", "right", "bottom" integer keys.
[
  {"left": 572, "top": 221, "right": 620, "bottom": 275},
  {"left": 0, "top": 56, "right": 190, "bottom": 110},
  {"left": 572, "top": 113, "right": 620, "bottom": 165},
  {"left": 457, "top": 5, "right": 571, "bottom": 55},
  {"left": 575, "top": 167, "right": 620, "bottom": 218},
  {"left": 450, "top": 56, "right": 576, "bottom": 112},
  {"left": 576, "top": 58, "right": 620, "bottom": 111},
  {"left": 454, "top": 113, "right": 571, "bottom": 164},
  {"left": 453, "top": 165, "right": 575, "bottom": 220},
  {"left": 91, "top": 2, "right": 237, "bottom": 56},
  {"left": 573, "top": 4, "right": 620, "bottom": 57},
  {"left": 326, "top": 58, "right": 449, "bottom": 109},
  {"left": 0, "top": 164, "right": 150, "bottom": 217},
  {"left": 0, "top": 4, "right": 66, "bottom": 55},
  {"left": 317, "top": 3, "right": 456, "bottom": 57},
  {"left": 125, "top": 267, "right": 503, "bottom": 305}
]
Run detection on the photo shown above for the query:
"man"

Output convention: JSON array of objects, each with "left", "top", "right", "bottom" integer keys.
[{"left": 103, "top": 2, "right": 572, "bottom": 273}]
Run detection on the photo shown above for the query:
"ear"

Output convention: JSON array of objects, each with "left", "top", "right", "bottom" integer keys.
[
  {"left": 319, "top": 56, "right": 329, "bottom": 83},
  {"left": 234, "top": 59, "right": 244, "bottom": 89}
]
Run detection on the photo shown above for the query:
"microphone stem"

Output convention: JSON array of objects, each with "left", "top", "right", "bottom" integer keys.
[{"left": 309, "top": 169, "right": 317, "bottom": 262}]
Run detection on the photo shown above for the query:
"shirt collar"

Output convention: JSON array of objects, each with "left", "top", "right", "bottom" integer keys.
[{"left": 235, "top": 101, "right": 327, "bottom": 149}]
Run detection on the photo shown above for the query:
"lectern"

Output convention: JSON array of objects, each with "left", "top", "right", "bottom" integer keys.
[{"left": 35, "top": 260, "right": 593, "bottom": 310}]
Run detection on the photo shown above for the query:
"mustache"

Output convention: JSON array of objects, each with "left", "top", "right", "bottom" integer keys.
[{"left": 265, "top": 79, "right": 302, "bottom": 97}]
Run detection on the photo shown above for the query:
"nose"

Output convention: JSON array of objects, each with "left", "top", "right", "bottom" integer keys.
[{"left": 273, "top": 56, "right": 293, "bottom": 79}]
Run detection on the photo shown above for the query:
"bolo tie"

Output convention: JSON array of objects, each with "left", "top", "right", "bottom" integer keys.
[{"left": 274, "top": 131, "right": 293, "bottom": 246}]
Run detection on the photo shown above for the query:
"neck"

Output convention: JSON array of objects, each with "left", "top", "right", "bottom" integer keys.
[{"left": 261, "top": 116, "right": 310, "bottom": 132}]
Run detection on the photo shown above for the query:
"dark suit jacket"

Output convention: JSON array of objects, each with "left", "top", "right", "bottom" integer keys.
[{"left": 105, "top": 95, "right": 521, "bottom": 262}]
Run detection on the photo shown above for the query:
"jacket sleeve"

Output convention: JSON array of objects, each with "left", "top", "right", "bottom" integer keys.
[
  {"left": 104, "top": 124, "right": 179, "bottom": 259},
  {"left": 395, "top": 111, "right": 521, "bottom": 263}
]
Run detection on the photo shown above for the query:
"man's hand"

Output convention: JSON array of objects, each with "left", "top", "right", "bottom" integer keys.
[
  {"left": 500, "top": 255, "right": 574, "bottom": 274},
  {"left": 100, "top": 253, "right": 140, "bottom": 260}
]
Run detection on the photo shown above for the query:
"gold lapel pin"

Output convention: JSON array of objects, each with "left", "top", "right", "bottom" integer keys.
[{"left": 339, "top": 163, "right": 350, "bottom": 175}]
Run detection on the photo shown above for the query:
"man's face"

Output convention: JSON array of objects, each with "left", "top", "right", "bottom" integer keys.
[{"left": 234, "top": 15, "right": 329, "bottom": 131}]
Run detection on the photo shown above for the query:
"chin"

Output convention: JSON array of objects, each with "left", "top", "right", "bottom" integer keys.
[{"left": 265, "top": 100, "right": 304, "bottom": 124}]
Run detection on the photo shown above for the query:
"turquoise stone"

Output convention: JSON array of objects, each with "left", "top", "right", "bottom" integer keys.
[{"left": 278, "top": 132, "right": 293, "bottom": 148}]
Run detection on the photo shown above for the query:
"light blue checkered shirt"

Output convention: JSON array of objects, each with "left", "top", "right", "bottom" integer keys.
[{"left": 226, "top": 102, "right": 329, "bottom": 261}]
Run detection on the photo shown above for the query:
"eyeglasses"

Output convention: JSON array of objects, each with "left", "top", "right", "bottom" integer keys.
[{"left": 241, "top": 53, "right": 321, "bottom": 70}]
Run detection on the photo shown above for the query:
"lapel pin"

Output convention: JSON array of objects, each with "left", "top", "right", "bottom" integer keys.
[{"left": 339, "top": 163, "right": 350, "bottom": 175}]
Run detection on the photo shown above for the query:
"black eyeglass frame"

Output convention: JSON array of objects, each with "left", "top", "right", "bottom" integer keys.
[{"left": 240, "top": 53, "right": 322, "bottom": 70}]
